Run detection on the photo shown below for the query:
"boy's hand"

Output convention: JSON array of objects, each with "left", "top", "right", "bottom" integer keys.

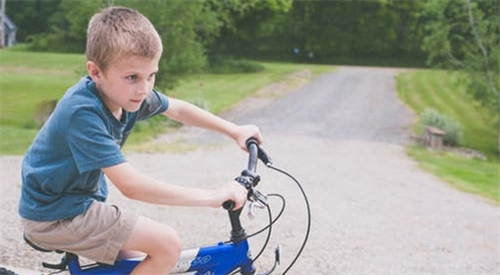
[
  {"left": 212, "top": 181, "right": 248, "bottom": 210},
  {"left": 233, "top": 124, "right": 263, "bottom": 151}
]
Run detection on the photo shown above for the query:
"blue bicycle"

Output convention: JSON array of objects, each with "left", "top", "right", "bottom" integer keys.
[{"left": 15, "top": 139, "right": 311, "bottom": 275}]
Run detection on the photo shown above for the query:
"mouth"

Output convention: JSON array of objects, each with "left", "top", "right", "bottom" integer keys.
[{"left": 130, "top": 99, "right": 143, "bottom": 104}]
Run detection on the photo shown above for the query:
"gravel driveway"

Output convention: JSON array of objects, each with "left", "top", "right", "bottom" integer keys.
[{"left": 1, "top": 66, "right": 499, "bottom": 275}]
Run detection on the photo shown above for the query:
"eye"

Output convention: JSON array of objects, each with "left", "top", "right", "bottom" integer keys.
[
  {"left": 125, "top": 75, "right": 138, "bottom": 82},
  {"left": 148, "top": 72, "right": 157, "bottom": 80}
]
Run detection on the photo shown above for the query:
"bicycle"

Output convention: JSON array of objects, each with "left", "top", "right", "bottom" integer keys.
[{"left": 5, "top": 138, "right": 311, "bottom": 275}]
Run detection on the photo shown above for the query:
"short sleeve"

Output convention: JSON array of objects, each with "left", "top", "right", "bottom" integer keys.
[
  {"left": 137, "top": 90, "right": 169, "bottom": 121},
  {"left": 68, "top": 109, "right": 126, "bottom": 173}
]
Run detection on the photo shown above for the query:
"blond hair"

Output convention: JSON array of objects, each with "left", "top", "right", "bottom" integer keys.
[{"left": 86, "top": 6, "right": 163, "bottom": 71}]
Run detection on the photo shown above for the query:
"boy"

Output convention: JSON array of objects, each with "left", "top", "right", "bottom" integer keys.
[{"left": 19, "top": 6, "right": 263, "bottom": 275}]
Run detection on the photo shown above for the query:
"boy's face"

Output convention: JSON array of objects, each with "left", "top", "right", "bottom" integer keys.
[{"left": 87, "top": 54, "right": 160, "bottom": 114}]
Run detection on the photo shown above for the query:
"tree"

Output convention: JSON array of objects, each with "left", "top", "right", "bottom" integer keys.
[
  {"left": 421, "top": 0, "right": 500, "bottom": 153},
  {"left": 214, "top": 0, "right": 425, "bottom": 65},
  {"left": 22, "top": 0, "right": 278, "bottom": 89},
  {"left": 6, "top": 0, "right": 62, "bottom": 43},
  {"left": 205, "top": 0, "right": 292, "bottom": 59},
  {"left": 120, "top": 0, "right": 217, "bottom": 88}
]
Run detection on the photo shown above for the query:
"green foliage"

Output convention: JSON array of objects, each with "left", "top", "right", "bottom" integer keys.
[
  {"left": 26, "top": 0, "right": 103, "bottom": 53},
  {"left": 420, "top": 108, "right": 463, "bottom": 146},
  {"left": 204, "top": 0, "right": 292, "bottom": 32},
  {"left": 5, "top": 0, "right": 62, "bottom": 42},
  {"left": 421, "top": 0, "right": 499, "bottom": 142},
  {"left": 213, "top": 0, "right": 427, "bottom": 66},
  {"left": 27, "top": 32, "right": 83, "bottom": 53},
  {"left": 124, "top": 0, "right": 215, "bottom": 88},
  {"left": 34, "top": 100, "right": 58, "bottom": 128},
  {"left": 8, "top": 0, "right": 283, "bottom": 89},
  {"left": 8, "top": 0, "right": 429, "bottom": 68},
  {"left": 397, "top": 69, "right": 498, "bottom": 159},
  {"left": 207, "top": 57, "right": 265, "bottom": 74},
  {"left": 398, "top": 68, "right": 499, "bottom": 203}
]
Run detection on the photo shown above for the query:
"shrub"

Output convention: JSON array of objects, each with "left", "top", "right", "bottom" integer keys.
[
  {"left": 208, "top": 57, "right": 265, "bottom": 74},
  {"left": 34, "top": 100, "right": 57, "bottom": 128},
  {"left": 420, "top": 108, "right": 463, "bottom": 146}
]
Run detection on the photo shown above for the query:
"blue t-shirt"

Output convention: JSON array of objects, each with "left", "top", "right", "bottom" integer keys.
[{"left": 19, "top": 76, "right": 169, "bottom": 222}]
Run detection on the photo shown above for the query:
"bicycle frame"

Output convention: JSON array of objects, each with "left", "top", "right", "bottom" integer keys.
[{"left": 65, "top": 237, "right": 254, "bottom": 275}]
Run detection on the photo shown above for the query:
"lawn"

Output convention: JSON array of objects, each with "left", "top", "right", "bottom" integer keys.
[
  {"left": 396, "top": 69, "right": 499, "bottom": 204},
  {"left": 0, "top": 51, "right": 85, "bottom": 127}
]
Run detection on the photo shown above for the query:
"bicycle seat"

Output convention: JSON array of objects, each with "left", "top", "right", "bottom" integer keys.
[{"left": 23, "top": 233, "right": 64, "bottom": 254}]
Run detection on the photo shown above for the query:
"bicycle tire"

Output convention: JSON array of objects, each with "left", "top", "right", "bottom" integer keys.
[{"left": 0, "top": 267, "right": 19, "bottom": 275}]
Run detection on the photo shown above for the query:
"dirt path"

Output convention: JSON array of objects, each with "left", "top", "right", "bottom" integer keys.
[{"left": 1, "top": 66, "right": 499, "bottom": 274}]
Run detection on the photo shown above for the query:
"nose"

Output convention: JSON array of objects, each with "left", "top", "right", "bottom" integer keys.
[{"left": 137, "top": 79, "right": 152, "bottom": 95}]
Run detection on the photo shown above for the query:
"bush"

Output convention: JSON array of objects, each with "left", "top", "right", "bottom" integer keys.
[
  {"left": 26, "top": 32, "right": 85, "bottom": 53},
  {"left": 208, "top": 57, "right": 265, "bottom": 74},
  {"left": 34, "top": 100, "right": 57, "bottom": 128},
  {"left": 420, "top": 108, "right": 463, "bottom": 146}
]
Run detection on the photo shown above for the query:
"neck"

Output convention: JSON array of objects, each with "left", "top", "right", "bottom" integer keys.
[
  {"left": 96, "top": 86, "right": 122, "bottom": 121},
  {"left": 112, "top": 108, "right": 123, "bottom": 121}
]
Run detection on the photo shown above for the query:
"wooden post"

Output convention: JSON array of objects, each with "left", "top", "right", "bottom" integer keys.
[{"left": 424, "top": 126, "right": 445, "bottom": 149}]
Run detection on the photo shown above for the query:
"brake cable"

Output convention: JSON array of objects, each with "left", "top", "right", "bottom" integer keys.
[
  {"left": 233, "top": 164, "right": 311, "bottom": 275},
  {"left": 267, "top": 164, "right": 311, "bottom": 275},
  {"left": 246, "top": 194, "right": 286, "bottom": 239}
]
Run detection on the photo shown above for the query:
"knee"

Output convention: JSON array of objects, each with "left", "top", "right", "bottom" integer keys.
[
  {"left": 170, "top": 232, "right": 182, "bottom": 258},
  {"left": 158, "top": 230, "right": 182, "bottom": 260}
]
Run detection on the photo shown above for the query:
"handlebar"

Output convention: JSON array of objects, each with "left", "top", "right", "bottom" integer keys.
[{"left": 222, "top": 138, "right": 272, "bottom": 210}]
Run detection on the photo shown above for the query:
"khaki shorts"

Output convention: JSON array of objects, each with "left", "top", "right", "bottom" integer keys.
[{"left": 22, "top": 201, "right": 138, "bottom": 265}]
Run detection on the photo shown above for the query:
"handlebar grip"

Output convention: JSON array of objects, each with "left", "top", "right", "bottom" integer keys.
[
  {"left": 222, "top": 200, "right": 235, "bottom": 210},
  {"left": 246, "top": 137, "right": 259, "bottom": 149},
  {"left": 246, "top": 137, "right": 272, "bottom": 166}
]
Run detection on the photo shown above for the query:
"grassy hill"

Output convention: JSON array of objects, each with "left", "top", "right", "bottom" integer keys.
[{"left": 396, "top": 70, "right": 499, "bottom": 204}]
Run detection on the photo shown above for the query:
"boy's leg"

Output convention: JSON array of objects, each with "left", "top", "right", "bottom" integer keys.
[
  {"left": 121, "top": 216, "right": 182, "bottom": 275},
  {"left": 22, "top": 201, "right": 141, "bottom": 265}
]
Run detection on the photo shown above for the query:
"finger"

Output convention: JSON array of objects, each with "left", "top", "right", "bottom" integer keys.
[{"left": 234, "top": 188, "right": 247, "bottom": 209}]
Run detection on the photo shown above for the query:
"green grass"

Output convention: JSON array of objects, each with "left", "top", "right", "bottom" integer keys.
[
  {"left": 408, "top": 146, "right": 499, "bottom": 204},
  {"left": 0, "top": 48, "right": 335, "bottom": 154},
  {"left": 0, "top": 50, "right": 86, "bottom": 72},
  {"left": 1, "top": 72, "right": 80, "bottom": 127},
  {"left": 397, "top": 70, "right": 498, "bottom": 159},
  {"left": 0, "top": 126, "right": 39, "bottom": 155},
  {"left": 396, "top": 69, "right": 499, "bottom": 204},
  {"left": 0, "top": 50, "right": 86, "bottom": 154},
  {"left": 0, "top": 50, "right": 85, "bottom": 128}
]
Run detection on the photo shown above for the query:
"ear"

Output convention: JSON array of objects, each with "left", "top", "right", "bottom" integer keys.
[{"left": 86, "top": 61, "right": 102, "bottom": 82}]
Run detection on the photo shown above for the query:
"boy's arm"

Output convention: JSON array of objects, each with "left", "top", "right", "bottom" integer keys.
[
  {"left": 102, "top": 162, "right": 247, "bottom": 209},
  {"left": 163, "top": 98, "right": 263, "bottom": 149}
]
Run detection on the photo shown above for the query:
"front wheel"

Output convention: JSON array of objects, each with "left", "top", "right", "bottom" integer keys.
[{"left": 0, "top": 266, "right": 19, "bottom": 275}]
